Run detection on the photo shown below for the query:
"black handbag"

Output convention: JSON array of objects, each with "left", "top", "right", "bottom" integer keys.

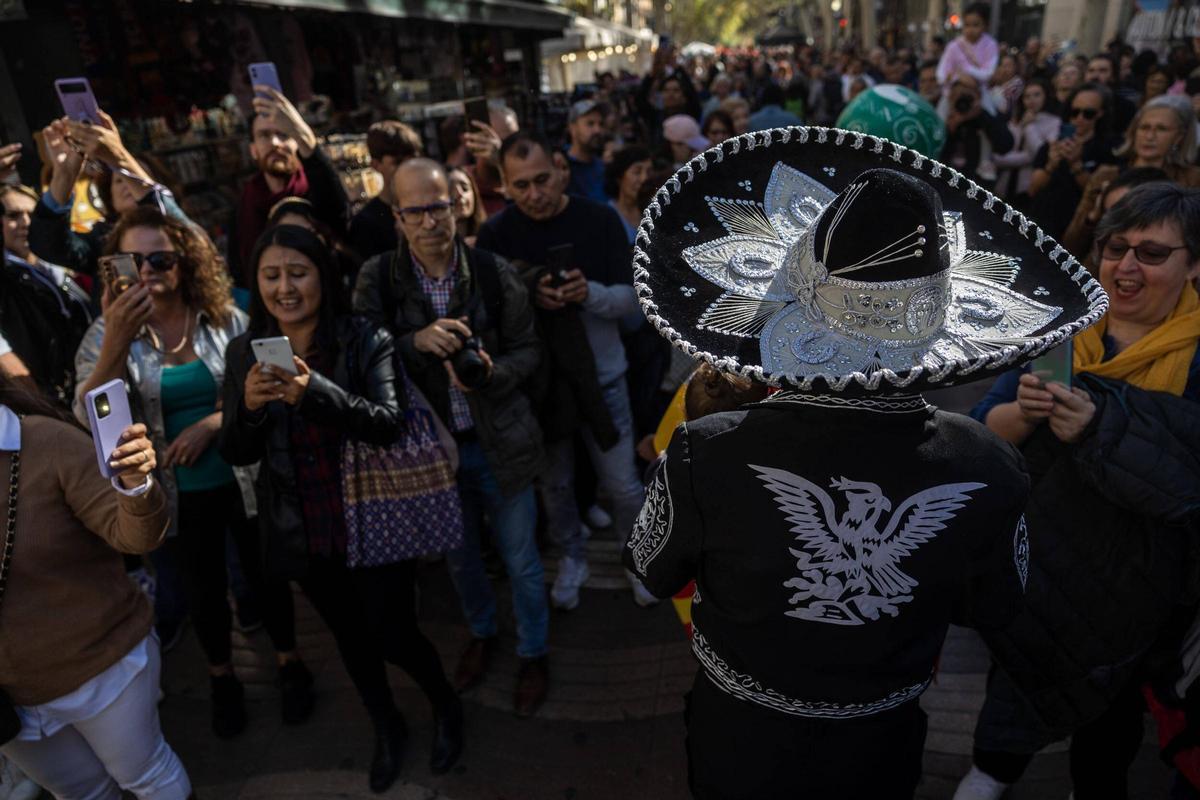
[{"left": 0, "top": 445, "right": 22, "bottom": 745}]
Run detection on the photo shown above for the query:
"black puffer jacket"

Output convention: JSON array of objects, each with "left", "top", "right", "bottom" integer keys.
[
  {"left": 218, "top": 316, "right": 403, "bottom": 579},
  {"left": 984, "top": 374, "right": 1200, "bottom": 736}
]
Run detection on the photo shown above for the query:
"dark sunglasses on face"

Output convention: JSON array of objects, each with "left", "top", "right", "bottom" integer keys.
[
  {"left": 1100, "top": 238, "right": 1188, "bottom": 265},
  {"left": 120, "top": 251, "right": 182, "bottom": 271},
  {"left": 392, "top": 201, "right": 453, "bottom": 225},
  {"left": 1070, "top": 107, "right": 1100, "bottom": 120}
]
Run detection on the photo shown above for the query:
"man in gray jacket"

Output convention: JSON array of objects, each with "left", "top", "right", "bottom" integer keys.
[{"left": 352, "top": 159, "right": 550, "bottom": 717}]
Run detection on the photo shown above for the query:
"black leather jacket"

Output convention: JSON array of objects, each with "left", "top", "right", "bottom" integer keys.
[{"left": 218, "top": 315, "right": 403, "bottom": 579}]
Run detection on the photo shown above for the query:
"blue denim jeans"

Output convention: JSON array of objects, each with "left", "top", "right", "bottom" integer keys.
[
  {"left": 445, "top": 439, "right": 547, "bottom": 658},
  {"left": 539, "top": 377, "right": 645, "bottom": 561}
]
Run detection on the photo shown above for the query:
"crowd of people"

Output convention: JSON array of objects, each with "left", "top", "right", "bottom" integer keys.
[{"left": 0, "top": 6, "right": 1199, "bottom": 797}]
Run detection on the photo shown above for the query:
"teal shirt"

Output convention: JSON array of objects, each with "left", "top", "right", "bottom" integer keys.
[{"left": 161, "top": 359, "right": 234, "bottom": 492}]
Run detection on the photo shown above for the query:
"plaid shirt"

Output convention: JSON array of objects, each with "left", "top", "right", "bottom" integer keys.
[
  {"left": 288, "top": 350, "right": 347, "bottom": 558},
  {"left": 411, "top": 249, "right": 475, "bottom": 433}
]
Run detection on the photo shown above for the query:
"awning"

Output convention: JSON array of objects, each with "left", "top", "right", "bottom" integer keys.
[
  {"left": 540, "top": 14, "right": 655, "bottom": 55},
  {"left": 221, "top": 0, "right": 573, "bottom": 32}
]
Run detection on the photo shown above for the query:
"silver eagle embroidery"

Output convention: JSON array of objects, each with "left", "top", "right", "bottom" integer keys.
[{"left": 750, "top": 465, "right": 986, "bottom": 626}]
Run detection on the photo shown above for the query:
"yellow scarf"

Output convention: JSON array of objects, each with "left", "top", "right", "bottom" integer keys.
[{"left": 1073, "top": 282, "right": 1200, "bottom": 396}]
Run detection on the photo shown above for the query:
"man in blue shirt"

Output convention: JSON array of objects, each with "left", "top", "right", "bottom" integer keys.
[
  {"left": 748, "top": 83, "right": 803, "bottom": 131},
  {"left": 564, "top": 99, "right": 610, "bottom": 203}
]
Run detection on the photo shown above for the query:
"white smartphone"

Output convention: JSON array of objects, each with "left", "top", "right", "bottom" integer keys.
[
  {"left": 251, "top": 336, "right": 298, "bottom": 376},
  {"left": 248, "top": 62, "right": 283, "bottom": 98},
  {"left": 84, "top": 379, "right": 134, "bottom": 479}
]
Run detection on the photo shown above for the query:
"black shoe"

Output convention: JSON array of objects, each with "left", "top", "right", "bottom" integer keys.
[
  {"left": 430, "top": 694, "right": 464, "bottom": 774},
  {"left": 278, "top": 659, "right": 314, "bottom": 726},
  {"left": 369, "top": 711, "right": 407, "bottom": 793},
  {"left": 210, "top": 673, "right": 246, "bottom": 739}
]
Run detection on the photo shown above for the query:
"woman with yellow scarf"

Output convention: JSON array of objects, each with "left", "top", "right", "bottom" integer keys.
[{"left": 957, "top": 182, "right": 1200, "bottom": 800}]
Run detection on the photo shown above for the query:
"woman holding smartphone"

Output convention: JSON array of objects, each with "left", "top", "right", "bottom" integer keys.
[
  {"left": 73, "top": 207, "right": 310, "bottom": 740},
  {"left": 0, "top": 377, "right": 190, "bottom": 798},
  {"left": 219, "top": 224, "right": 462, "bottom": 793}
]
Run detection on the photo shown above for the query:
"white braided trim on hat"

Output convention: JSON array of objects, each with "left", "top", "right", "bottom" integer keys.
[{"left": 632, "top": 125, "right": 1108, "bottom": 392}]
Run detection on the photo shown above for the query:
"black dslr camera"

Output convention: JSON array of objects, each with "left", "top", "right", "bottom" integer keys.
[{"left": 449, "top": 329, "right": 489, "bottom": 390}]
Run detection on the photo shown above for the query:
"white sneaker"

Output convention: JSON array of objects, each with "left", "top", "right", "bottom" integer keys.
[
  {"left": 0, "top": 757, "right": 41, "bottom": 800},
  {"left": 551, "top": 555, "right": 590, "bottom": 611},
  {"left": 625, "top": 570, "right": 660, "bottom": 608},
  {"left": 585, "top": 505, "right": 613, "bottom": 529},
  {"left": 951, "top": 765, "right": 1009, "bottom": 800}
]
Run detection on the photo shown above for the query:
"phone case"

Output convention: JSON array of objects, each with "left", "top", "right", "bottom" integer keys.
[
  {"left": 248, "top": 62, "right": 283, "bottom": 95},
  {"left": 84, "top": 379, "right": 134, "bottom": 480},
  {"left": 1031, "top": 342, "right": 1073, "bottom": 387},
  {"left": 55, "top": 78, "right": 101, "bottom": 124},
  {"left": 252, "top": 337, "right": 298, "bottom": 375},
  {"left": 98, "top": 254, "right": 141, "bottom": 296}
]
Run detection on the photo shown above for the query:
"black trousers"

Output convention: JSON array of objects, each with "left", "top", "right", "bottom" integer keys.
[
  {"left": 685, "top": 672, "right": 928, "bottom": 800},
  {"left": 298, "top": 557, "right": 453, "bottom": 721},
  {"left": 176, "top": 483, "right": 296, "bottom": 665}
]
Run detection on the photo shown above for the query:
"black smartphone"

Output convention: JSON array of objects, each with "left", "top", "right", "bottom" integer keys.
[
  {"left": 546, "top": 243, "right": 574, "bottom": 287},
  {"left": 464, "top": 97, "right": 490, "bottom": 130}
]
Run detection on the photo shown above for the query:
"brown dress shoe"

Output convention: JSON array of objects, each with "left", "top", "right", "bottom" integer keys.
[
  {"left": 513, "top": 656, "right": 549, "bottom": 718},
  {"left": 453, "top": 636, "right": 496, "bottom": 692}
]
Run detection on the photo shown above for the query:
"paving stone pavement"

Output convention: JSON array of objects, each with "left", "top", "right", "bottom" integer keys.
[{"left": 157, "top": 384, "right": 1171, "bottom": 797}]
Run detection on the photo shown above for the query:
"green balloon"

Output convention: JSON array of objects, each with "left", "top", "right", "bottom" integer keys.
[{"left": 836, "top": 84, "right": 946, "bottom": 159}]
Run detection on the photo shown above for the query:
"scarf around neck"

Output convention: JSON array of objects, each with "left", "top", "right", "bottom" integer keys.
[{"left": 1073, "top": 282, "right": 1200, "bottom": 396}]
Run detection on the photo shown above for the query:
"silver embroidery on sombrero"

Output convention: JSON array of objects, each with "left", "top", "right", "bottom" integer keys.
[{"left": 676, "top": 162, "right": 1064, "bottom": 380}]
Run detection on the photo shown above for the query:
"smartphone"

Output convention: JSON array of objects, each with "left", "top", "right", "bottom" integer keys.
[
  {"left": 546, "top": 243, "right": 574, "bottom": 288},
  {"left": 248, "top": 62, "right": 283, "bottom": 98},
  {"left": 1031, "top": 340, "right": 1073, "bottom": 388},
  {"left": 1059, "top": 122, "right": 1076, "bottom": 140},
  {"left": 85, "top": 379, "right": 134, "bottom": 480},
  {"left": 463, "top": 97, "right": 490, "bottom": 129},
  {"left": 98, "top": 254, "right": 141, "bottom": 297},
  {"left": 55, "top": 77, "right": 102, "bottom": 124},
  {"left": 251, "top": 336, "right": 298, "bottom": 376}
]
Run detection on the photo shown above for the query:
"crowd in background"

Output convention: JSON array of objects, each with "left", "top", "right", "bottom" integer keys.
[{"left": 1, "top": 7, "right": 1200, "bottom": 797}]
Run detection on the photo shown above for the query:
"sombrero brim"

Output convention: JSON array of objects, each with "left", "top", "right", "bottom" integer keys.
[{"left": 633, "top": 126, "right": 1108, "bottom": 393}]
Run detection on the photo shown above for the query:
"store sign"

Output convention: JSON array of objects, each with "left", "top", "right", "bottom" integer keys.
[{"left": 1127, "top": 0, "right": 1200, "bottom": 56}]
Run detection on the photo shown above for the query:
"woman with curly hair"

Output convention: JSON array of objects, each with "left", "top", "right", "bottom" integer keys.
[{"left": 73, "top": 207, "right": 310, "bottom": 741}]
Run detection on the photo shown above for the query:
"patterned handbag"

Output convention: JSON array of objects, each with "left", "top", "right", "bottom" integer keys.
[{"left": 341, "top": 380, "right": 464, "bottom": 568}]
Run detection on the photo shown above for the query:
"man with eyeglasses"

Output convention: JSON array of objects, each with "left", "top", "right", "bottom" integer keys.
[
  {"left": 228, "top": 86, "right": 348, "bottom": 289},
  {"left": 476, "top": 131, "right": 654, "bottom": 614},
  {"left": 0, "top": 184, "right": 92, "bottom": 406},
  {"left": 351, "top": 158, "right": 550, "bottom": 717}
]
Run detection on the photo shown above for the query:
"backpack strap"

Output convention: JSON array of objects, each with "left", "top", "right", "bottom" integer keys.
[{"left": 468, "top": 247, "right": 504, "bottom": 331}]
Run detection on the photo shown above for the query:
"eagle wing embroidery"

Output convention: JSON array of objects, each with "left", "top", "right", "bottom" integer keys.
[{"left": 750, "top": 464, "right": 848, "bottom": 567}]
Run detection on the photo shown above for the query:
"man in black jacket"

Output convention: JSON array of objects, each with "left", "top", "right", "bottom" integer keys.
[
  {"left": 939, "top": 73, "right": 1014, "bottom": 188},
  {"left": 477, "top": 132, "right": 653, "bottom": 612},
  {"left": 352, "top": 159, "right": 550, "bottom": 717}
]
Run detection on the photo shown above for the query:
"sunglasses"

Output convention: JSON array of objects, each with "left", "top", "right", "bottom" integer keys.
[
  {"left": 1099, "top": 238, "right": 1188, "bottom": 265},
  {"left": 120, "top": 251, "right": 182, "bottom": 271},
  {"left": 1069, "top": 107, "right": 1100, "bottom": 120}
]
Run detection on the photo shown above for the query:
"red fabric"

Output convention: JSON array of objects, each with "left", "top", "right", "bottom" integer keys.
[
  {"left": 236, "top": 165, "right": 310, "bottom": 284},
  {"left": 1143, "top": 683, "right": 1200, "bottom": 789}
]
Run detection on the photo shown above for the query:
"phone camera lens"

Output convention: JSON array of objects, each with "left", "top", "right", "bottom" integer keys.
[{"left": 95, "top": 394, "right": 111, "bottom": 419}]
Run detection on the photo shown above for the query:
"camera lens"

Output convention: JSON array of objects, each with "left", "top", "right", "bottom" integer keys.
[
  {"left": 95, "top": 393, "right": 111, "bottom": 419},
  {"left": 954, "top": 96, "right": 974, "bottom": 113},
  {"left": 451, "top": 338, "right": 488, "bottom": 390}
]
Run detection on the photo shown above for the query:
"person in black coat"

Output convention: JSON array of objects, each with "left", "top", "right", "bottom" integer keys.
[{"left": 218, "top": 224, "right": 461, "bottom": 793}]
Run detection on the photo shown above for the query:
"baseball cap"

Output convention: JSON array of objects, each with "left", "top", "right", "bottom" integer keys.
[
  {"left": 570, "top": 99, "right": 609, "bottom": 122},
  {"left": 663, "top": 114, "right": 710, "bottom": 151}
]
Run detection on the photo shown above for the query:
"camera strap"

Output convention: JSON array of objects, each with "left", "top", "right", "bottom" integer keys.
[{"left": 0, "top": 421, "right": 23, "bottom": 613}]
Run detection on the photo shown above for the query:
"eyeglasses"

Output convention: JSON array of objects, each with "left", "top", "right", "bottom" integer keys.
[
  {"left": 393, "top": 201, "right": 453, "bottom": 225},
  {"left": 1069, "top": 107, "right": 1100, "bottom": 120},
  {"left": 1099, "top": 238, "right": 1188, "bottom": 265},
  {"left": 120, "top": 251, "right": 182, "bottom": 271}
]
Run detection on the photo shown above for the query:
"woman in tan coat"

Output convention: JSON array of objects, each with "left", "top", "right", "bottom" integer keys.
[{"left": 0, "top": 379, "right": 189, "bottom": 799}]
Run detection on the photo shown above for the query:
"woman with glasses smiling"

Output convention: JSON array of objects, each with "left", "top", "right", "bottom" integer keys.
[
  {"left": 1028, "top": 82, "right": 1118, "bottom": 239},
  {"left": 957, "top": 182, "right": 1200, "bottom": 800},
  {"left": 73, "top": 207, "right": 310, "bottom": 742}
]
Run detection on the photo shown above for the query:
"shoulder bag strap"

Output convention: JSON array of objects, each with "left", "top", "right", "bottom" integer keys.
[{"left": 0, "top": 427, "right": 21, "bottom": 612}]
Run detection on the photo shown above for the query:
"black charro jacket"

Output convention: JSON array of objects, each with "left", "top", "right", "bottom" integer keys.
[
  {"left": 624, "top": 390, "right": 1031, "bottom": 719},
  {"left": 218, "top": 316, "right": 403, "bottom": 579}
]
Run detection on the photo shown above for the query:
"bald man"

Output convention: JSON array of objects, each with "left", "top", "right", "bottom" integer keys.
[{"left": 351, "top": 158, "right": 551, "bottom": 717}]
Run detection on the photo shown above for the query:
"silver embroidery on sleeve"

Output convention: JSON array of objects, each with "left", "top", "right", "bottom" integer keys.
[
  {"left": 750, "top": 465, "right": 986, "bottom": 626},
  {"left": 628, "top": 464, "right": 674, "bottom": 576},
  {"left": 1013, "top": 515, "right": 1030, "bottom": 591},
  {"left": 692, "top": 625, "right": 930, "bottom": 718}
]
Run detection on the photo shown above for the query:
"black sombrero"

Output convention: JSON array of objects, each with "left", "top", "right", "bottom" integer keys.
[{"left": 633, "top": 126, "right": 1108, "bottom": 393}]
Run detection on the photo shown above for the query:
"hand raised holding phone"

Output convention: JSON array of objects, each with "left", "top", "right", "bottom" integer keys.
[
  {"left": 108, "top": 424, "right": 158, "bottom": 490},
  {"left": 244, "top": 359, "right": 310, "bottom": 410},
  {"left": 102, "top": 283, "right": 153, "bottom": 351}
]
